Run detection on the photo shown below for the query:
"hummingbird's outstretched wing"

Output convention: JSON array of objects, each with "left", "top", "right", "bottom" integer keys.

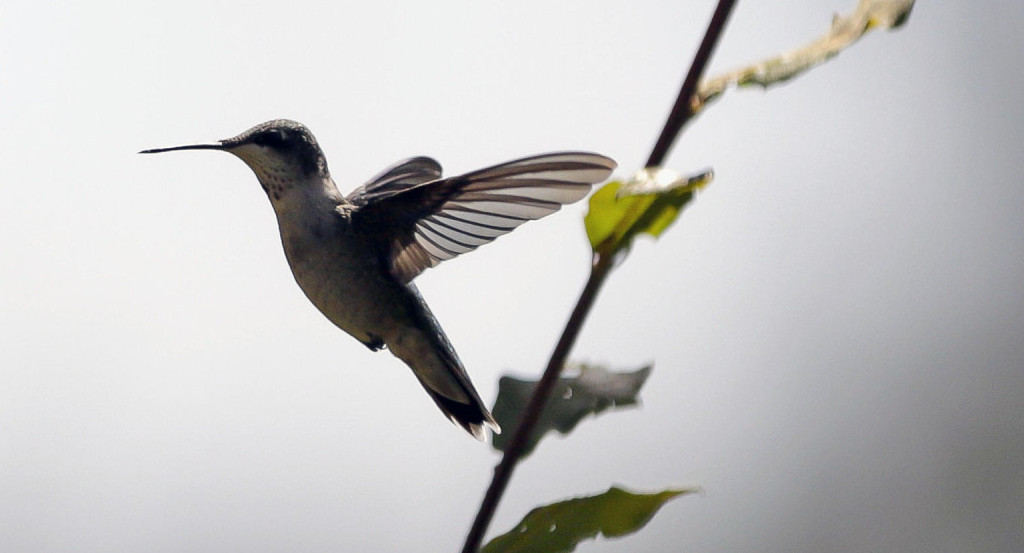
[{"left": 348, "top": 152, "right": 616, "bottom": 283}]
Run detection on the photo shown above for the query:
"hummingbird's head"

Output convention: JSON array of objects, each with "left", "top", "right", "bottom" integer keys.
[{"left": 141, "top": 119, "right": 330, "bottom": 201}]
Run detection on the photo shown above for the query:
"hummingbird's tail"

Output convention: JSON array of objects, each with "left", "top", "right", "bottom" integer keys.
[
  {"left": 392, "top": 285, "right": 501, "bottom": 440},
  {"left": 419, "top": 381, "right": 501, "bottom": 441}
]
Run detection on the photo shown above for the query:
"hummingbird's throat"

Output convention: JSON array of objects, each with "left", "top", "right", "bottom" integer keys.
[
  {"left": 254, "top": 166, "right": 294, "bottom": 201},
  {"left": 227, "top": 147, "right": 298, "bottom": 201}
]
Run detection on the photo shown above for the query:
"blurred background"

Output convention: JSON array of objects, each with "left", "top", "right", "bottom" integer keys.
[{"left": 2, "top": 1, "right": 1022, "bottom": 552}]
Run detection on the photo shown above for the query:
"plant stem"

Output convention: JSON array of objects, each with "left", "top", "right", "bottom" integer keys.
[
  {"left": 460, "top": 2, "right": 738, "bottom": 551},
  {"left": 460, "top": 251, "right": 614, "bottom": 553},
  {"left": 646, "top": 0, "right": 738, "bottom": 168}
]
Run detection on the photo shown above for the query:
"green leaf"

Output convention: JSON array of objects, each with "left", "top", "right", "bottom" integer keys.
[
  {"left": 491, "top": 364, "right": 651, "bottom": 457},
  {"left": 481, "top": 486, "right": 696, "bottom": 553},
  {"left": 584, "top": 168, "right": 712, "bottom": 257}
]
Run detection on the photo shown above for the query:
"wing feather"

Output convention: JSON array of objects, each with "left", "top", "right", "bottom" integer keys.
[
  {"left": 347, "top": 156, "right": 443, "bottom": 206},
  {"left": 351, "top": 152, "right": 616, "bottom": 282}
]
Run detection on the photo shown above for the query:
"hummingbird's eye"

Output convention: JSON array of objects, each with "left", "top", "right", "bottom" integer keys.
[{"left": 254, "top": 128, "right": 291, "bottom": 149}]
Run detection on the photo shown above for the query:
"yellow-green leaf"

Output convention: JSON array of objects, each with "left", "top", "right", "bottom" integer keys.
[{"left": 584, "top": 167, "right": 712, "bottom": 256}]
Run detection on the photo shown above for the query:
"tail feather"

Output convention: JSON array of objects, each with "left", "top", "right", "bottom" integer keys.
[
  {"left": 394, "top": 283, "right": 501, "bottom": 440},
  {"left": 421, "top": 385, "right": 501, "bottom": 441}
]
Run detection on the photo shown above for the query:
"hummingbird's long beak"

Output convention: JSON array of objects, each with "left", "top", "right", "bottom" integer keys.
[{"left": 139, "top": 142, "right": 227, "bottom": 154}]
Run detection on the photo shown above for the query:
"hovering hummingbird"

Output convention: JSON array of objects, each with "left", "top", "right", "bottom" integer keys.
[{"left": 141, "top": 119, "right": 616, "bottom": 439}]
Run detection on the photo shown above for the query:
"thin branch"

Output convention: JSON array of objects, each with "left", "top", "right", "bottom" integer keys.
[
  {"left": 459, "top": 2, "right": 739, "bottom": 552},
  {"left": 694, "top": 0, "right": 915, "bottom": 113},
  {"left": 646, "top": 0, "right": 739, "bottom": 168},
  {"left": 461, "top": 252, "right": 614, "bottom": 553}
]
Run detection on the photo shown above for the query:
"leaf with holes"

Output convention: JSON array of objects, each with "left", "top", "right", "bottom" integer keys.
[{"left": 482, "top": 486, "right": 696, "bottom": 553}]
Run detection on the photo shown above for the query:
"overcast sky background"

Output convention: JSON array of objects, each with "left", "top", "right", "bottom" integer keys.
[{"left": 2, "top": 1, "right": 1022, "bottom": 552}]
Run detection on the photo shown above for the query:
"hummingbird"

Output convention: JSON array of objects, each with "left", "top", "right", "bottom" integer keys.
[{"left": 140, "top": 119, "right": 616, "bottom": 439}]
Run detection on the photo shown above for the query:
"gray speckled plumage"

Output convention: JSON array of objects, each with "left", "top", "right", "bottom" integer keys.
[{"left": 141, "top": 119, "right": 617, "bottom": 439}]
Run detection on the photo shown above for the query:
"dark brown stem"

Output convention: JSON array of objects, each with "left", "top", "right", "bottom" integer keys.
[
  {"left": 646, "top": 0, "right": 739, "bottom": 168},
  {"left": 460, "top": 2, "right": 738, "bottom": 551},
  {"left": 461, "top": 251, "right": 614, "bottom": 553}
]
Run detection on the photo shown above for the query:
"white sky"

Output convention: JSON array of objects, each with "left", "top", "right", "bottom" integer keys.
[{"left": 2, "top": 1, "right": 1022, "bottom": 552}]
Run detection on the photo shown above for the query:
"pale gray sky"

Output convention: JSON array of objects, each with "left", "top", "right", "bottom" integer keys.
[{"left": 2, "top": 1, "right": 1022, "bottom": 552}]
